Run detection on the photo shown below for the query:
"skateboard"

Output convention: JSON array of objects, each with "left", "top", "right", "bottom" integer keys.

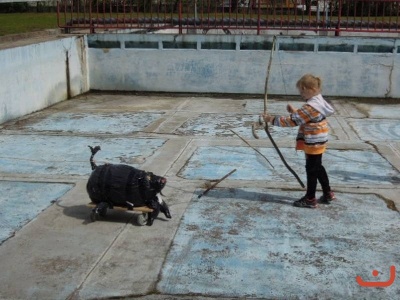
[{"left": 87, "top": 202, "right": 154, "bottom": 226}]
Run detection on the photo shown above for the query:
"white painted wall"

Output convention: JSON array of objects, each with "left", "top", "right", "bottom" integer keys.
[
  {"left": 88, "top": 34, "right": 400, "bottom": 98},
  {"left": 0, "top": 35, "right": 89, "bottom": 124},
  {"left": 0, "top": 33, "right": 399, "bottom": 125}
]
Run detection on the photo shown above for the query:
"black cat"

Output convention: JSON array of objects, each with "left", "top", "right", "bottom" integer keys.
[{"left": 86, "top": 146, "right": 171, "bottom": 226}]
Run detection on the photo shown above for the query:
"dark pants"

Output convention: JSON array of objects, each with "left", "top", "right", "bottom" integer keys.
[{"left": 305, "top": 153, "right": 331, "bottom": 199}]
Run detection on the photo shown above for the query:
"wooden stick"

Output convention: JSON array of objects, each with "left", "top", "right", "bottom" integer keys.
[
  {"left": 264, "top": 36, "right": 276, "bottom": 114},
  {"left": 252, "top": 36, "right": 276, "bottom": 140},
  {"left": 263, "top": 124, "right": 305, "bottom": 189},
  {"left": 230, "top": 129, "right": 274, "bottom": 169},
  {"left": 259, "top": 36, "right": 305, "bottom": 189},
  {"left": 198, "top": 169, "right": 237, "bottom": 199}
]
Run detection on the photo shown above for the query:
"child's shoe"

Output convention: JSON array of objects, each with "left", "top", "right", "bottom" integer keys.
[
  {"left": 319, "top": 191, "right": 336, "bottom": 204},
  {"left": 293, "top": 196, "right": 318, "bottom": 209}
]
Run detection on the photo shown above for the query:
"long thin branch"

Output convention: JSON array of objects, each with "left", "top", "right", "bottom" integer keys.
[
  {"left": 264, "top": 36, "right": 276, "bottom": 113},
  {"left": 264, "top": 123, "right": 305, "bottom": 189},
  {"left": 261, "top": 35, "right": 305, "bottom": 189},
  {"left": 198, "top": 168, "right": 237, "bottom": 199},
  {"left": 230, "top": 129, "right": 274, "bottom": 169}
]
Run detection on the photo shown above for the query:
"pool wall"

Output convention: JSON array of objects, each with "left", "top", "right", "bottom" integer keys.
[{"left": 1, "top": 33, "right": 399, "bottom": 124}]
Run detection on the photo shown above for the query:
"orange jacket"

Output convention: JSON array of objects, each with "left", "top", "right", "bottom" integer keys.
[{"left": 272, "top": 96, "right": 334, "bottom": 155}]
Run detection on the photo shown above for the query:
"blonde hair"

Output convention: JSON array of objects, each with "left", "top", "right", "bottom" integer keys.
[{"left": 296, "top": 74, "right": 322, "bottom": 91}]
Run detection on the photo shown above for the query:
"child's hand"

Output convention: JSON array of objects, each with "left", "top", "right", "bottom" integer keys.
[
  {"left": 287, "top": 104, "right": 296, "bottom": 113},
  {"left": 261, "top": 113, "right": 274, "bottom": 123}
]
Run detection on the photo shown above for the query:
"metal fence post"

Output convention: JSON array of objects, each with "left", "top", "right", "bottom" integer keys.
[
  {"left": 179, "top": 0, "right": 182, "bottom": 34},
  {"left": 336, "top": 0, "right": 342, "bottom": 36},
  {"left": 257, "top": 0, "right": 261, "bottom": 35}
]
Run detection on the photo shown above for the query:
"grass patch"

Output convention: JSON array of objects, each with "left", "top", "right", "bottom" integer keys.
[{"left": 0, "top": 13, "right": 58, "bottom": 36}]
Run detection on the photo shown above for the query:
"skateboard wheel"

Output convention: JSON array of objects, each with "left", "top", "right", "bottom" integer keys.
[
  {"left": 135, "top": 213, "right": 148, "bottom": 226},
  {"left": 97, "top": 202, "right": 109, "bottom": 217},
  {"left": 90, "top": 211, "right": 99, "bottom": 222},
  {"left": 98, "top": 207, "right": 107, "bottom": 217}
]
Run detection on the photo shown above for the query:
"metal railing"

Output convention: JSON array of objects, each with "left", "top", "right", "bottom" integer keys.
[{"left": 57, "top": 0, "right": 400, "bottom": 35}]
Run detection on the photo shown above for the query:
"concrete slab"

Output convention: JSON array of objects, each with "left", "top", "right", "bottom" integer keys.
[
  {"left": 75, "top": 180, "right": 193, "bottom": 299},
  {"left": 174, "top": 98, "right": 340, "bottom": 140},
  {"left": 0, "top": 135, "right": 166, "bottom": 177},
  {"left": 352, "top": 102, "right": 400, "bottom": 119},
  {"left": 349, "top": 119, "right": 400, "bottom": 141},
  {"left": 158, "top": 188, "right": 400, "bottom": 299},
  {"left": 178, "top": 146, "right": 400, "bottom": 187},
  {"left": 16, "top": 112, "right": 164, "bottom": 134},
  {"left": 174, "top": 113, "right": 299, "bottom": 139},
  {"left": 0, "top": 93, "right": 398, "bottom": 300},
  {"left": 244, "top": 98, "right": 308, "bottom": 114},
  {"left": 0, "top": 181, "right": 73, "bottom": 244},
  {"left": 0, "top": 180, "right": 146, "bottom": 300}
]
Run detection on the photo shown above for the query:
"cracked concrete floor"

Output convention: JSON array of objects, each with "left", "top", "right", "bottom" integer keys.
[{"left": 0, "top": 93, "right": 399, "bottom": 300}]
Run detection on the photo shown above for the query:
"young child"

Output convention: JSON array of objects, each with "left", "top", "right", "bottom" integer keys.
[{"left": 262, "top": 74, "right": 336, "bottom": 208}]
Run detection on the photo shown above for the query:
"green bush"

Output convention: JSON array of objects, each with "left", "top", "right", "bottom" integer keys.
[{"left": 0, "top": 3, "right": 29, "bottom": 13}]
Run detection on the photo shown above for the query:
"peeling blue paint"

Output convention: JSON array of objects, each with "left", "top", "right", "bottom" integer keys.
[
  {"left": 175, "top": 113, "right": 298, "bottom": 139},
  {"left": 0, "top": 135, "right": 166, "bottom": 176},
  {"left": 350, "top": 119, "right": 400, "bottom": 141},
  {"left": 179, "top": 146, "right": 400, "bottom": 185},
  {"left": 23, "top": 112, "right": 163, "bottom": 134},
  {"left": 0, "top": 181, "right": 73, "bottom": 244},
  {"left": 158, "top": 189, "right": 400, "bottom": 298}
]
